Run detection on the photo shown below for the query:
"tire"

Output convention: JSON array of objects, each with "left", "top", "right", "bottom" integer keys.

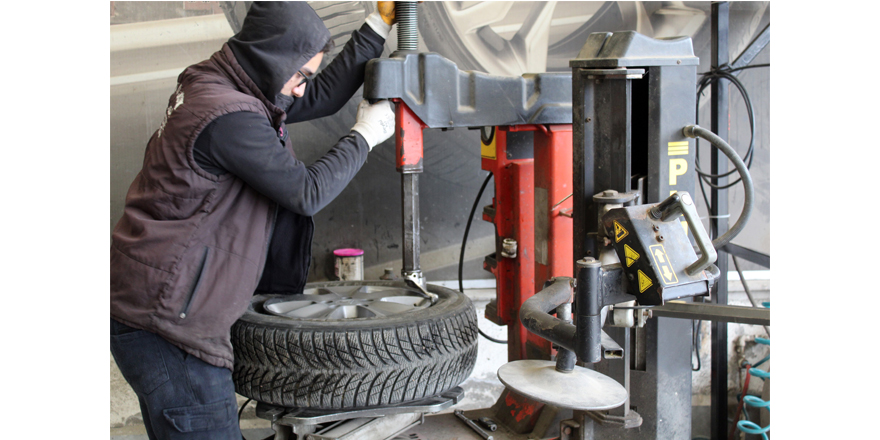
[{"left": 231, "top": 281, "right": 479, "bottom": 410}]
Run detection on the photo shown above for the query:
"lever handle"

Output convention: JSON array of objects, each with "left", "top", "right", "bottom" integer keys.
[{"left": 651, "top": 192, "right": 716, "bottom": 276}]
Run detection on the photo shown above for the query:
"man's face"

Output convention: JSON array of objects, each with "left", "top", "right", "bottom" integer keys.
[{"left": 280, "top": 52, "right": 324, "bottom": 98}]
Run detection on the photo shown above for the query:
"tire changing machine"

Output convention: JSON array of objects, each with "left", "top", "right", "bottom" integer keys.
[{"left": 255, "top": 3, "right": 769, "bottom": 439}]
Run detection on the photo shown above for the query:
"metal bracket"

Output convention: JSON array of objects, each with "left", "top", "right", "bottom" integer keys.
[
  {"left": 364, "top": 53, "right": 572, "bottom": 129},
  {"left": 585, "top": 409, "right": 643, "bottom": 429}
]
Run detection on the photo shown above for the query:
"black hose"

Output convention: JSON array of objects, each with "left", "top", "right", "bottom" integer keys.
[
  {"left": 459, "top": 172, "right": 493, "bottom": 294},
  {"left": 692, "top": 319, "right": 702, "bottom": 371},
  {"left": 479, "top": 329, "right": 507, "bottom": 344},
  {"left": 695, "top": 70, "right": 755, "bottom": 188},
  {"left": 237, "top": 397, "right": 252, "bottom": 426},
  {"left": 458, "top": 172, "right": 507, "bottom": 344},
  {"left": 683, "top": 125, "right": 754, "bottom": 250}
]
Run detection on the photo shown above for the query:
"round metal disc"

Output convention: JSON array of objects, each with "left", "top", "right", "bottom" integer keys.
[{"left": 497, "top": 360, "right": 628, "bottom": 411}]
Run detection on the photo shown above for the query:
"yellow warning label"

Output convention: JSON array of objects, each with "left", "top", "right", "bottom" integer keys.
[
  {"left": 480, "top": 134, "right": 496, "bottom": 160},
  {"left": 638, "top": 270, "right": 653, "bottom": 293},
  {"left": 613, "top": 221, "right": 629, "bottom": 243},
  {"left": 649, "top": 244, "right": 679, "bottom": 285},
  {"left": 624, "top": 244, "right": 640, "bottom": 267}
]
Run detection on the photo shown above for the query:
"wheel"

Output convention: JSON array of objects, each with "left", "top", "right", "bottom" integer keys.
[
  {"left": 231, "top": 281, "right": 479, "bottom": 410},
  {"left": 419, "top": 1, "right": 713, "bottom": 76}
]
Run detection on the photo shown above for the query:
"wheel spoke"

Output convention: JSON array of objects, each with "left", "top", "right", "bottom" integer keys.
[
  {"left": 308, "top": 288, "right": 346, "bottom": 300},
  {"left": 511, "top": 1, "right": 556, "bottom": 73},
  {"left": 445, "top": 1, "right": 515, "bottom": 34},
  {"left": 264, "top": 299, "right": 316, "bottom": 315},
  {"left": 282, "top": 303, "right": 334, "bottom": 319},
  {"left": 326, "top": 286, "right": 362, "bottom": 299}
]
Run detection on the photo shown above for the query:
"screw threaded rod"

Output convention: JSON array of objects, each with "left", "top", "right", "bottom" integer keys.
[{"left": 396, "top": 2, "right": 418, "bottom": 51}]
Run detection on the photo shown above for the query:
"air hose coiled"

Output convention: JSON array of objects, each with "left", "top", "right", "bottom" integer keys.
[{"left": 737, "top": 333, "right": 770, "bottom": 439}]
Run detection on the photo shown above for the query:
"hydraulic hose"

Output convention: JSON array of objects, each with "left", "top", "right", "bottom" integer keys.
[{"left": 683, "top": 125, "right": 754, "bottom": 250}]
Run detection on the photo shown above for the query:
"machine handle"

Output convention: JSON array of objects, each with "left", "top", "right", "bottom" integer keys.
[{"left": 651, "top": 192, "right": 716, "bottom": 276}]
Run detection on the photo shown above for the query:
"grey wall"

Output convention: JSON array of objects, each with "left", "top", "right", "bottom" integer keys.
[{"left": 110, "top": 1, "right": 770, "bottom": 283}]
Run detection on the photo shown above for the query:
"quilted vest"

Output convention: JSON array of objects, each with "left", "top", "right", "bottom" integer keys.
[{"left": 110, "top": 44, "right": 291, "bottom": 369}]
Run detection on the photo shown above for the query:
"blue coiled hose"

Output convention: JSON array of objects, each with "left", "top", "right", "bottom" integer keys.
[
  {"left": 737, "top": 394, "right": 770, "bottom": 439},
  {"left": 737, "top": 336, "right": 770, "bottom": 439}
]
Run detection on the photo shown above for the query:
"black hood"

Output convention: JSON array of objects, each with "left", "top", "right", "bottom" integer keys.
[{"left": 227, "top": 2, "right": 331, "bottom": 106}]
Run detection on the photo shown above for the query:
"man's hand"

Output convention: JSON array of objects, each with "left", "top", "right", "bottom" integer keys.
[
  {"left": 377, "top": 1, "right": 396, "bottom": 26},
  {"left": 351, "top": 100, "right": 395, "bottom": 150}
]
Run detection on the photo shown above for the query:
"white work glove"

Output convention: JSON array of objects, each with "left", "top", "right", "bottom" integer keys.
[{"left": 351, "top": 99, "right": 395, "bottom": 150}]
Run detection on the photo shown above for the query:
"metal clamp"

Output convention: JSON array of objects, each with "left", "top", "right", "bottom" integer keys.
[{"left": 403, "top": 272, "right": 437, "bottom": 302}]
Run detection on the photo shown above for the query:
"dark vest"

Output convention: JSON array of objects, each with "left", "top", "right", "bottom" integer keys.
[{"left": 110, "top": 44, "right": 292, "bottom": 369}]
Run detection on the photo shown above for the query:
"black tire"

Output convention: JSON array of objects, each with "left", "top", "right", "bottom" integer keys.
[{"left": 231, "top": 281, "right": 479, "bottom": 410}]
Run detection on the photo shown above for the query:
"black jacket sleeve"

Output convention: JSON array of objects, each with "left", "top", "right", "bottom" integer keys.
[
  {"left": 193, "top": 111, "right": 370, "bottom": 217},
  {"left": 284, "top": 23, "right": 385, "bottom": 123}
]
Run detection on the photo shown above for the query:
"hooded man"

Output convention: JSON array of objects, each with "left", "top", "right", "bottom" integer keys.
[{"left": 110, "top": 3, "right": 397, "bottom": 438}]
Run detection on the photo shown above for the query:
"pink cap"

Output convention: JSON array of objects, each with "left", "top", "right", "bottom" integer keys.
[{"left": 333, "top": 248, "right": 364, "bottom": 257}]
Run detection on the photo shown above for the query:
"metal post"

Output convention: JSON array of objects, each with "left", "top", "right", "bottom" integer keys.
[
  {"left": 710, "top": 2, "right": 730, "bottom": 439},
  {"left": 401, "top": 173, "right": 422, "bottom": 281}
]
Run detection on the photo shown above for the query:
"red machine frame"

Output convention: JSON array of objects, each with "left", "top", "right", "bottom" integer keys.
[{"left": 481, "top": 125, "right": 573, "bottom": 362}]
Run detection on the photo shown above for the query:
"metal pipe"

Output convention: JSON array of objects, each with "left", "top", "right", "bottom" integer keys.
[
  {"left": 401, "top": 173, "right": 421, "bottom": 276},
  {"left": 650, "top": 301, "right": 770, "bottom": 326},
  {"left": 555, "top": 303, "right": 576, "bottom": 372},
  {"left": 709, "top": 6, "right": 730, "bottom": 439},
  {"left": 575, "top": 258, "right": 602, "bottom": 363},
  {"left": 683, "top": 125, "right": 754, "bottom": 251},
  {"left": 519, "top": 278, "right": 577, "bottom": 353},
  {"left": 396, "top": 2, "right": 418, "bottom": 51}
]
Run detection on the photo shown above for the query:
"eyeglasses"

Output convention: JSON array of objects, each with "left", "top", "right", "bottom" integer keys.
[{"left": 293, "top": 69, "right": 313, "bottom": 88}]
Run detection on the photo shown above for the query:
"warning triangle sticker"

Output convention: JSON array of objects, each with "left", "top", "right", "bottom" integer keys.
[
  {"left": 638, "top": 270, "right": 653, "bottom": 293},
  {"left": 613, "top": 221, "right": 629, "bottom": 243},
  {"left": 624, "top": 244, "right": 639, "bottom": 267}
]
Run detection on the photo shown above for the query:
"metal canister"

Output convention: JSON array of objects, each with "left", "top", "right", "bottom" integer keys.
[{"left": 333, "top": 248, "right": 365, "bottom": 281}]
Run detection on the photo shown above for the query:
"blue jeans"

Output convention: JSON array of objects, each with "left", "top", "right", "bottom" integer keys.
[{"left": 110, "top": 318, "right": 243, "bottom": 440}]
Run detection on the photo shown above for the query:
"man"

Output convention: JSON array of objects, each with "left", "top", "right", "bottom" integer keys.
[{"left": 110, "top": 3, "right": 397, "bottom": 438}]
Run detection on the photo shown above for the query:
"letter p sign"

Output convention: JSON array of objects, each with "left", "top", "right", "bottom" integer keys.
[{"left": 669, "top": 158, "right": 688, "bottom": 186}]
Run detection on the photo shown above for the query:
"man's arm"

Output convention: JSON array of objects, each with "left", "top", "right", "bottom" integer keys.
[
  {"left": 285, "top": 14, "right": 390, "bottom": 123},
  {"left": 195, "top": 112, "right": 370, "bottom": 216}
]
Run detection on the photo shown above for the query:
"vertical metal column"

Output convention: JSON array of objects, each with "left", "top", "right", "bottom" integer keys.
[
  {"left": 710, "top": 3, "right": 730, "bottom": 439},
  {"left": 394, "top": 2, "right": 426, "bottom": 288},
  {"left": 573, "top": 70, "right": 633, "bottom": 264},
  {"left": 533, "top": 125, "right": 574, "bottom": 291}
]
